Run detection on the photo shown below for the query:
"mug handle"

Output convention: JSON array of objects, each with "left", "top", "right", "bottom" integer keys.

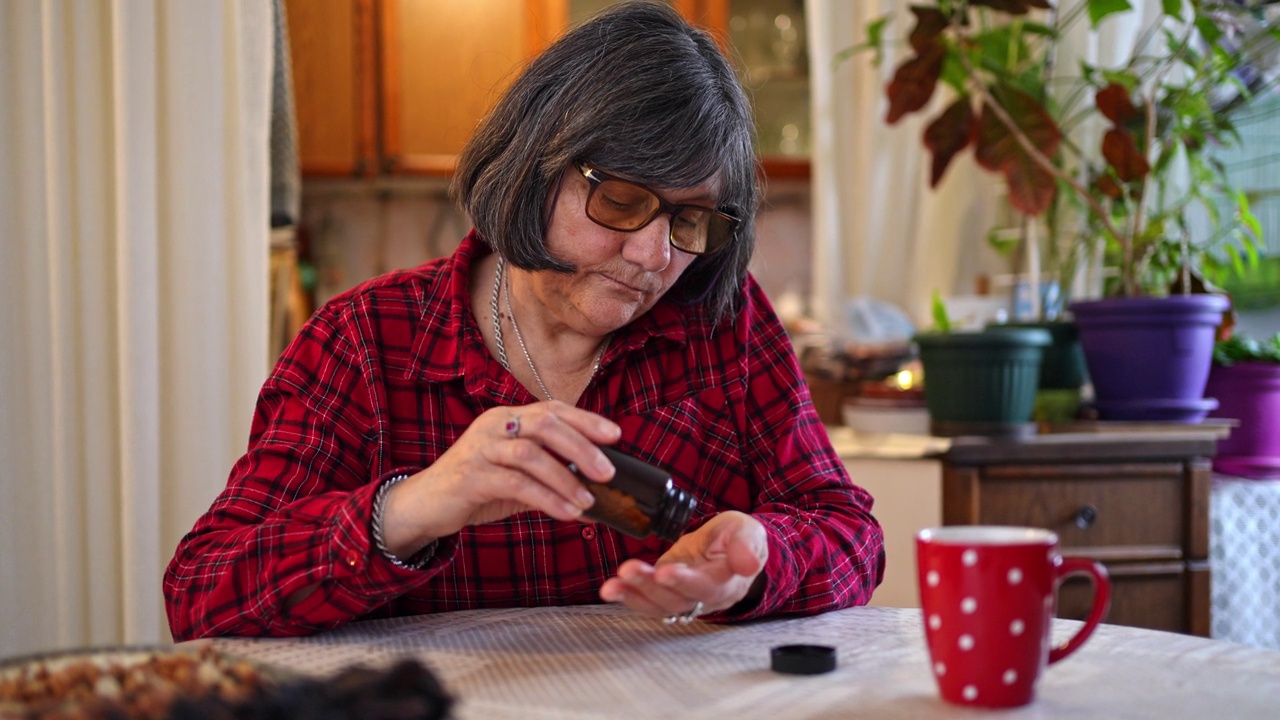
[{"left": 1047, "top": 557, "right": 1111, "bottom": 664}]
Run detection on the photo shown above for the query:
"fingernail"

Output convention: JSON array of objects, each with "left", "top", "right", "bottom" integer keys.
[
  {"left": 595, "top": 452, "right": 614, "bottom": 476},
  {"left": 577, "top": 488, "right": 596, "bottom": 507},
  {"left": 657, "top": 563, "right": 687, "bottom": 586},
  {"left": 563, "top": 502, "right": 583, "bottom": 517},
  {"left": 620, "top": 564, "right": 645, "bottom": 581}
]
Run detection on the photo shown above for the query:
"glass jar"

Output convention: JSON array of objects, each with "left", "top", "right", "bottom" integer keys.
[{"left": 572, "top": 446, "right": 696, "bottom": 542}]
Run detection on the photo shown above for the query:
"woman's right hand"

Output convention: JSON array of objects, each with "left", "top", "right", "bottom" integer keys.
[{"left": 377, "top": 401, "right": 621, "bottom": 560}]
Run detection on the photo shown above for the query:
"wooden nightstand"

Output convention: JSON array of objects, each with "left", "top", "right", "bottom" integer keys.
[{"left": 940, "top": 431, "right": 1218, "bottom": 636}]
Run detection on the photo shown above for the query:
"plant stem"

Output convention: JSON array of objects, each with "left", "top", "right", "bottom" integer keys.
[{"left": 1127, "top": 19, "right": 1197, "bottom": 296}]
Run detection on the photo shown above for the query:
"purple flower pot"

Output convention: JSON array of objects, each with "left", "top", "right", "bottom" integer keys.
[
  {"left": 1069, "top": 295, "right": 1229, "bottom": 422},
  {"left": 1206, "top": 361, "right": 1280, "bottom": 479}
]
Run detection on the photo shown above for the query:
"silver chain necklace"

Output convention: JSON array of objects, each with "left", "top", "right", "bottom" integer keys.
[{"left": 491, "top": 256, "right": 606, "bottom": 402}]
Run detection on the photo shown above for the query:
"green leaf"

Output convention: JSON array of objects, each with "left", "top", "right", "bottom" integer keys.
[
  {"left": 1018, "top": 22, "right": 1057, "bottom": 37},
  {"left": 1009, "top": 66, "right": 1050, "bottom": 100},
  {"left": 939, "top": 52, "right": 968, "bottom": 94},
  {"left": 1215, "top": 333, "right": 1280, "bottom": 365},
  {"left": 837, "top": 15, "right": 892, "bottom": 67},
  {"left": 986, "top": 228, "right": 1021, "bottom": 258},
  {"left": 1244, "top": 235, "right": 1260, "bottom": 267},
  {"left": 1194, "top": 15, "right": 1223, "bottom": 45},
  {"left": 932, "top": 290, "right": 953, "bottom": 333},
  {"left": 1099, "top": 69, "right": 1140, "bottom": 92},
  {"left": 1225, "top": 244, "right": 1244, "bottom": 277},
  {"left": 1087, "top": 0, "right": 1133, "bottom": 28},
  {"left": 1161, "top": 0, "right": 1182, "bottom": 18},
  {"left": 866, "top": 15, "right": 891, "bottom": 48},
  {"left": 1238, "top": 192, "right": 1263, "bottom": 241}
]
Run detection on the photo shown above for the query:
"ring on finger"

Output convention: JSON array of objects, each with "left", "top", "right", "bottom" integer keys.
[
  {"left": 504, "top": 414, "right": 521, "bottom": 439},
  {"left": 663, "top": 600, "right": 704, "bottom": 625}
]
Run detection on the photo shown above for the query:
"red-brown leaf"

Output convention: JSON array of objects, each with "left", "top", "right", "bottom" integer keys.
[
  {"left": 973, "top": 86, "right": 1061, "bottom": 172},
  {"left": 924, "top": 98, "right": 975, "bottom": 187},
  {"left": 884, "top": 45, "right": 945, "bottom": 124},
  {"left": 1102, "top": 127, "right": 1150, "bottom": 182},
  {"left": 970, "top": 0, "right": 1052, "bottom": 14},
  {"left": 1004, "top": 154, "right": 1057, "bottom": 216},
  {"left": 909, "top": 7, "right": 949, "bottom": 54},
  {"left": 972, "top": 86, "right": 1061, "bottom": 216},
  {"left": 1095, "top": 175, "right": 1124, "bottom": 199},
  {"left": 1096, "top": 84, "right": 1140, "bottom": 125}
]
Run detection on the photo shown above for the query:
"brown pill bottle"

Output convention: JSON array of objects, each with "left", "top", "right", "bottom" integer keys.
[{"left": 571, "top": 446, "right": 696, "bottom": 542}]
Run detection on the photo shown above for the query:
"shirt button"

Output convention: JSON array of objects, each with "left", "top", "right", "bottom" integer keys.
[
  {"left": 581, "top": 526, "right": 596, "bottom": 540},
  {"left": 346, "top": 553, "right": 360, "bottom": 567}
]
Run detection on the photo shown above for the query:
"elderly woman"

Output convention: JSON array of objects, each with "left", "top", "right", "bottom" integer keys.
[{"left": 164, "top": 0, "right": 884, "bottom": 640}]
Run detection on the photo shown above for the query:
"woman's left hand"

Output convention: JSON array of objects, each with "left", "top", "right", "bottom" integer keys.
[{"left": 599, "top": 510, "right": 768, "bottom": 620}]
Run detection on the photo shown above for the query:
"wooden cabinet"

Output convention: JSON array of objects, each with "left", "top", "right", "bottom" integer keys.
[
  {"left": 940, "top": 432, "right": 1216, "bottom": 636},
  {"left": 284, "top": 0, "right": 549, "bottom": 177},
  {"left": 283, "top": 0, "right": 808, "bottom": 178},
  {"left": 378, "top": 0, "right": 558, "bottom": 174},
  {"left": 284, "top": 0, "right": 378, "bottom": 175}
]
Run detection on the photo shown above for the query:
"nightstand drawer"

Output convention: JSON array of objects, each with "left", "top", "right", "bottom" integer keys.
[
  {"left": 942, "top": 436, "right": 1213, "bottom": 637},
  {"left": 1057, "top": 563, "right": 1206, "bottom": 634},
  {"left": 975, "top": 466, "right": 1185, "bottom": 555}
]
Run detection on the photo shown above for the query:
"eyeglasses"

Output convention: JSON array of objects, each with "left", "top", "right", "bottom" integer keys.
[{"left": 577, "top": 164, "right": 739, "bottom": 256}]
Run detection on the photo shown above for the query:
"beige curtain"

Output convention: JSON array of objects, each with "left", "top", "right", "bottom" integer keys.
[
  {"left": 1053, "top": 0, "right": 1164, "bottom": 300},
  {"left": 0, "top": 0, "right": 271, "bottom": 654},
  {"left": 807, "top": 0, "right": 1001, "bottom": 329}
]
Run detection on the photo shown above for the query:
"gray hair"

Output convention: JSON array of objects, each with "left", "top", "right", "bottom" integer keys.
[{"left": 450, "top": 0, "right": 759, "bottom": 325}]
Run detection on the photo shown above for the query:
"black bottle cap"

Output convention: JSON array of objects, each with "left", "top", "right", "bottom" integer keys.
[{"left": 770, "top": 644, "right": 837, "bottom": 675}]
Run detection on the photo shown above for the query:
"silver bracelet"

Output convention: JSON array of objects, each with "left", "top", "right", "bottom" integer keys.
[{"left": 371, "top": 473, "right": 435, "bottom": 570}]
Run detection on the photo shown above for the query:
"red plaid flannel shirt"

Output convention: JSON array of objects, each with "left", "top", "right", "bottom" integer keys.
[{"left": 164, "top": 232, "right": 884, "bottom": 640}]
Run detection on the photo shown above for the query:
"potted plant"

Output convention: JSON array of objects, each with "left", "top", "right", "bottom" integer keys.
[
  {"left": 983, "top": 217, "right": 1091, "bottom": 423},
  {"left": 1206, "top": 331, "right": 1280, "bottom": 478},
  {"left": 859, "top": 0, "right": 1277, "bottom": 422},
  {"left": 915, "top": 293, "right": 1052, "bottom": 436}
]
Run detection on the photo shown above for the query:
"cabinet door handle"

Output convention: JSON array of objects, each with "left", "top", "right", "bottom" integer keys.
[{"left": 1072, "top": 504, "right": 1099, "bottom": 529}]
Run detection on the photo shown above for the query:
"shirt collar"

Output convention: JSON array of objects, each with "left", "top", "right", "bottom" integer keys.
[{"left": 406, "top": 231, "right": 691, "bottom": 387}]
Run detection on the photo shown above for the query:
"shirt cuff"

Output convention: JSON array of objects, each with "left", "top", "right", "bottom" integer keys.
[{"left": 329, "top": 468, "right": 458, "bottom": 598}]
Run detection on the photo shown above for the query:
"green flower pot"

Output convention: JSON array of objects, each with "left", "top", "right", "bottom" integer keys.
[
  {"left": 915, "top": 327, "right": 1051, "bottom": 437},
  {"left": 995, "top": 320, "right": 1088, "bottom": 424},
  {"left": 999, "top": 320, "right": 1088, "bottom": 389}
]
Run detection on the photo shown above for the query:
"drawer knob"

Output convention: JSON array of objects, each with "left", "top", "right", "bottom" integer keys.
[{"left": 1072, "top": 504, "right": 1099, "bottom": 529}]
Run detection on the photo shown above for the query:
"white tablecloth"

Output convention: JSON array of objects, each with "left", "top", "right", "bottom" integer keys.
[
  {"left": 1212, "top": 476, "right": 1280, "bottom": 650},
  {"left": 212, "top": 605, "right": 1280, "bottom": 720}
]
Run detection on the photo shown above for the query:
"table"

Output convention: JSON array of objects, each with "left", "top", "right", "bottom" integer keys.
[{"left": 211, "top": 605, "right": 1280, "bottom": 719}]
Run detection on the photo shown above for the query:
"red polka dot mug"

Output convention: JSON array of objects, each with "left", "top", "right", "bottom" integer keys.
[{"left": 916, "top": 526, "right": 1111, "bottom": 708}]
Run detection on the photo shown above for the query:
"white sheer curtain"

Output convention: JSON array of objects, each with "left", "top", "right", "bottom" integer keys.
[
  {"left": 808, "top": 0, "right": 1000, "bottom": 329},
  {"left": 806, "top": 0, "right": 1163, "bottom": 328},
  {"left": 0, "top": 0, "right": 271, "bottom": 654}
]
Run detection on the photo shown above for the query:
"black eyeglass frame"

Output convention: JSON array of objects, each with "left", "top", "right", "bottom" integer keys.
[{"left": 576, "top": 163, "right": 740, "bottom": 256}]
